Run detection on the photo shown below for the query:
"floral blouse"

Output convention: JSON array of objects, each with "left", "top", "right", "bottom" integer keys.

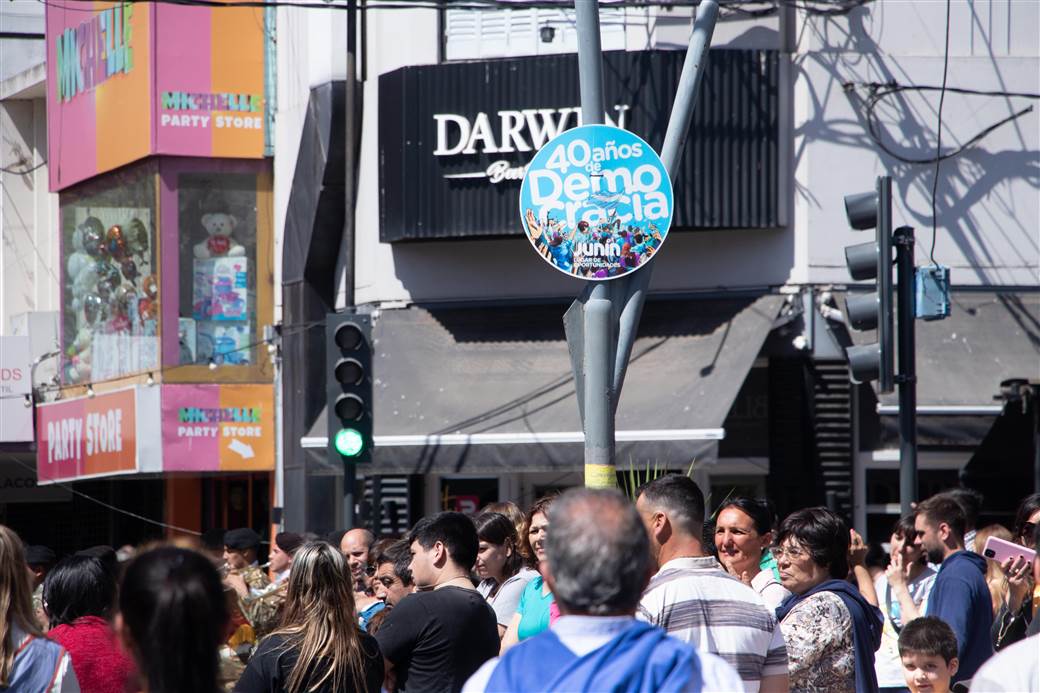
[{"left": 779, "top": 590, "right": 855, "bottom": 693}]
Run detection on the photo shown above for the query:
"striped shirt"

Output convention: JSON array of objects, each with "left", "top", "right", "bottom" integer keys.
[{"left": 637, "top": 556, "right": 789, "bottom": 693}]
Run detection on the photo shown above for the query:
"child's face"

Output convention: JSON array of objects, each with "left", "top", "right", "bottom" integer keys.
[{"left": 901, "top": 652, "right": 958, "bottom": 693}]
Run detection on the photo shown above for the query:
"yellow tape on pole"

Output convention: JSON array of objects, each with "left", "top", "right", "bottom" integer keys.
[{"left": 585, "top": 464, "right": 617, "bottom": 489}]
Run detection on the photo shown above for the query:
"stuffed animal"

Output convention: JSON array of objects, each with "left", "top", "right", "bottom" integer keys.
[
  {"left": 194, "top": 212, "right": 246, "bottom": 259},
  {"left": 67, "top": 226, "right": 92, "bottom": 281}
]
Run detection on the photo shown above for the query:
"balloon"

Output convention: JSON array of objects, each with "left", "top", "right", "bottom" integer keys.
[
  {"left": 95, "top": 261, "right": 121, "bottom": 290},
  {"left": 113, "top": 285, "right": 134, "bottom": 316},
  {"left": 120, "top": 258, "right": 139, "bottom": 283},
  {"left": 83, "top": 293, "right": 105, "bottom": 325},
  {"left": 95, "top": 278, "right": 113, "bottom": 301},
  {"left": 128, "top": 218, "right": 149, "bottom": 255},
  {"left": 106, "top": 225, "right": 128, "bottom": 260},
  {"left": 142, "top": 275, "right": 158, "bottom": 300},
  {"left": 82, "top": 224, "right": 105, "bottom": 258},
  {"left": 137, "top": 297, "right": 156, "bottom": 321}
]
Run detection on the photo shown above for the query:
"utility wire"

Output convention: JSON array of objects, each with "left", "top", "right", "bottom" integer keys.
[
  {"left": 3, "top": 453, "right": 204, "bottom": 536},
  {"left": 43, "top": 0, "right": 869, "bottom": 14},
  {"left": 0, "top": 161, "right": 47, "bottom": 175},
  {"left": 844, "top": 81, "right": 1038, "bottom": 166}
]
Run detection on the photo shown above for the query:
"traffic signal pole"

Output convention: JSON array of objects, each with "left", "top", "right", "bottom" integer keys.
[{"left": 894, "top": 226, "right": 918, "bottom": 515}]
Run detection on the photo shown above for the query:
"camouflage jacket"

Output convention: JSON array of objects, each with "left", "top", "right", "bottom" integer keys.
[{"left": 239, "top": 575, "right": 287, "bottom": 640}]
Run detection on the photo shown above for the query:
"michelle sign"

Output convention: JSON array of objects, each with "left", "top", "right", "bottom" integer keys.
[{"left": 519, "top": 124, "right": 672, "bottom": 280}]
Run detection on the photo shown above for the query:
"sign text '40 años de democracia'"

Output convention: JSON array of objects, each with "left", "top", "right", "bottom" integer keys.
[{"left": 519, "top": 125, "right": 674, "bottom": 281}]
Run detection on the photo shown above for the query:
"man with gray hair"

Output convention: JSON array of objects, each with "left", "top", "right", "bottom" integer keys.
[{"left": 462, "top": 488, "right": 741, "bottom": 692}]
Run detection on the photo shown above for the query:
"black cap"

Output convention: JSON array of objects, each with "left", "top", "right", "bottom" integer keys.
[
  {"left": 275, "top": 532, "right": 304, "bottom": 555},
  {"left": 201, "top": 528, "right": 227, "bottom": 552},
  {"left": 25, "top": 545, "right": 57, "bottom": 566},
  {"left": 223, "top": 528, "right": 261, "bottom": 551}
]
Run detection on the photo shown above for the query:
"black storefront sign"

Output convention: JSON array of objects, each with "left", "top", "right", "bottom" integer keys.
[{"left": 379, "top": 49, "right": 780, "bottom": 243}]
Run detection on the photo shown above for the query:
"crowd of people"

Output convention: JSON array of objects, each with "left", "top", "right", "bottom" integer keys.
[{"left": 2, "top": 479, "right": 1039, "bottom": 692}]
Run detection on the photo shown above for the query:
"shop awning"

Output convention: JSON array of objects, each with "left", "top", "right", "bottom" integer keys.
[
  {"left": 849, "top": 292, "right": 1040, "bottom": 408},
  {"left": 303, "top": 294, "right": 784, "bottom": 473}
]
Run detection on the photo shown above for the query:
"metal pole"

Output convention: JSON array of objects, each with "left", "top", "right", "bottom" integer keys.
[
  {"left": 342, "top": 0, "right": 358, "bottom": 527},
  {"left": 1032, "top": 386, "right": 1040, "bottom": 493},
  {"left": 895, "top": 226, "right": 917, "bottom": 515},
  {"left": 575, "top": 0, "right": 615, "bottom": 487},
  {"left": 612, "top": 0, "right": 720, "bottom": 400}
]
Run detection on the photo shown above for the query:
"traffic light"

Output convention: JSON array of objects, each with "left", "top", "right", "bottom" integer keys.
[
  {"left": 326, "top": 312, "right": 372, "bottom": 464},
  {"left": 842, "top": 175, "right": 894, "bottom": 393}
]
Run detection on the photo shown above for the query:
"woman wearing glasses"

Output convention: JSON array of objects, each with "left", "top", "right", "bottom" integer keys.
[
  {"left": 774, "top": 507, "right": 883, "bottom": 693},
  {"left": 992, "top": 493, "right": 1040, "bottom": 651}
]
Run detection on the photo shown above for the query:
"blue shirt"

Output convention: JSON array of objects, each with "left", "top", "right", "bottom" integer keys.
[{"left": 925, "top": 550, "right": 994, "bottom": 682}]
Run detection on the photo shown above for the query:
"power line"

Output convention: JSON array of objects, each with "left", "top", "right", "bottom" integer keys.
[
  {"left": 845, "top": 81, "right": 1038, "bottom": 167},
  {"left": 0, "top": 160, "right": 47, "bottom": 175},
  {"left": 2, "top": 453, "right": 203, "bottom": 536}
]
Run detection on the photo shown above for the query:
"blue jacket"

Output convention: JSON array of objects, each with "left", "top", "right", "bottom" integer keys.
[
  {"left": 487, "top": 619, "right": 699, "bottom": 693},
  {"left": 925, "top": 550, "right": 994, "bottom": 682}
]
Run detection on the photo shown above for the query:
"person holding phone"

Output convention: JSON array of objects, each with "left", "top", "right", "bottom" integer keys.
[{"left": 991, "top": 493, "right": 1040, "bottom": 650}]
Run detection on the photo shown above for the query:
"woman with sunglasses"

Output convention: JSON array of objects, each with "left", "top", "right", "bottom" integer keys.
[{"left": 992, "top": 493, "right": 1040, "bottom": 651}]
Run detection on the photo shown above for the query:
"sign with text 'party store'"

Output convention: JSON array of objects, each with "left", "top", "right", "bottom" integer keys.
[{"left": 46, "top": 0, "right": 267, "bottom": 191}]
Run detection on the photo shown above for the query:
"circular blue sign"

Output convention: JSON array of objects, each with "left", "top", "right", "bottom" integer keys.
[{"left": 519, "top": 124, "right": 673, "bottom": 280}]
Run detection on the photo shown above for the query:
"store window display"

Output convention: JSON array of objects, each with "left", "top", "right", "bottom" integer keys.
[
  {"left": 60, "top": 164, "right": 159, "bottom": 385},
  {"left": 177, "top": 173, "right": 259, "bottom": 367}
]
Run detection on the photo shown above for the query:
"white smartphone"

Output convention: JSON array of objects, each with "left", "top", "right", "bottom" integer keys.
[{"left": 982, "top": 536, "right": 1036, "bottom": 565}]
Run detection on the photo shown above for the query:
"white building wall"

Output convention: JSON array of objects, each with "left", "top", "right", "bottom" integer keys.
[
  {"left": 271, "top": 1, "right": 1038, "bottom": 309},
  {"left": 795, "top": 0, "right": 1040, "bottom": 287}
]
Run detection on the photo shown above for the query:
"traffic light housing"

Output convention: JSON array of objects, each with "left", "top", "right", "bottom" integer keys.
[
  {"left": 842, "top": 176, "right": 894, "bottom": 393},
  {"left": 326, "top": 312, "right": 372, "bottom": 464}
]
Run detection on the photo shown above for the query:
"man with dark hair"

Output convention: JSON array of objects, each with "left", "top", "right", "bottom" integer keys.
[
  {"left": 463, "top": 488, "right": 742, "bottom": 692},
  {"left": 372, "top": 538, "right": 415, "bottom": 608},
  {"left": 240, "top": 531, "right": 303, "bottom": 639},
  {"left": 25, "top": 545, "right": 57, "bottom": 626},
  {"left": 935, "top": 487, "right": 984, "bottom": 551},
  {"left": 222, "top": 528, "right": 269, "bottom": 598},
  {"left": 914, "top": 494, "right": 992, "bottom": 683},
  {"left": 635, "top": 476, "right": 789, "bottom": 693},
  {"left": 375, "top": 513, "right": 498, "bottom": 693}
]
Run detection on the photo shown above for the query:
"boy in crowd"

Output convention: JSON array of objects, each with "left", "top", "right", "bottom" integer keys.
[{"left": 898, "top": 617, "right": 959, "bottom": 693}]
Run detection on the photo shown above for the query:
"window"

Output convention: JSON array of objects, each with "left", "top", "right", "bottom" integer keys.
[
  {"left": 444, "top": 5, "right": 627, "bottom": 61},
  {"left": 176, "top": 172, "right": 260, "bottom": 367},
  {"left": 60, "top": 162, "right": 159, "bottom": 384}
]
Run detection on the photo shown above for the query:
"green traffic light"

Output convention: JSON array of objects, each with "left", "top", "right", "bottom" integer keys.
[{"left": 334, "top": 428, "right": 365, "bottom": 457}]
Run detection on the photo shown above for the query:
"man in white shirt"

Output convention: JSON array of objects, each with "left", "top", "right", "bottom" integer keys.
[{"left": 463, "top": 488, "right": 742, "bottom": 693}]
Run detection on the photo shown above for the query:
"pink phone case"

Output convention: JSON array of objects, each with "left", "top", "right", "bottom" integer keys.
[{"left": 982, "top": 536, "right": 1036, "bottom": 565}]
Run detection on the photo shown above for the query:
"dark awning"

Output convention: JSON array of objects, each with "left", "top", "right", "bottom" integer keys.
[
  {"left": 849, "top": 292, "right": 1040, "bottom": 408},
  {"left": 303, "top": 294, "right": 783, "bottom": 474}
]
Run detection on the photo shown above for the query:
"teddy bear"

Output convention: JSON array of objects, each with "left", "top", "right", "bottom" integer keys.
[{"left": 194, "top": 212, "right": 246, "bottom": 259}]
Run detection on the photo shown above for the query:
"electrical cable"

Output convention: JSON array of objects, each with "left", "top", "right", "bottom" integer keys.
[
  {"left": 0, "top": 161, "right": 47, "bottom": 175},
  {"left": 42, "top": 0, "right": 870, "bottom": 15},
  {"left": 2, "top": 452, "right": 204, "bottom": 536},
  {"left": 844, "top": 81, "right": 1038, "bottom": 166},
  {"left": 929, "top": 0, "right": 951, "bottom": 265}
]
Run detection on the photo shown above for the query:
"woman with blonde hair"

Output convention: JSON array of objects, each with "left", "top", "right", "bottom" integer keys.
[
  {"left": 974, "top": 523, "right": 1014, "bottom": 616},
  {"left": 234, "top": 542, "right": 383, "bottom": 693},
  {"left": 0, "top": 525, "right": 78, "bottom": 691}
]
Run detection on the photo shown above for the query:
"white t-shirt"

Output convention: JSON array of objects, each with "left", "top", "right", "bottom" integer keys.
[
  {"left": 872, "top": 567, "right": 937, "bottom": 688},
  {"left": 462, "top": 615, "right": 744, "bottom": 693},
  {"left": 969, "top": 633, "right": 1040, "bottom": 692}
]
